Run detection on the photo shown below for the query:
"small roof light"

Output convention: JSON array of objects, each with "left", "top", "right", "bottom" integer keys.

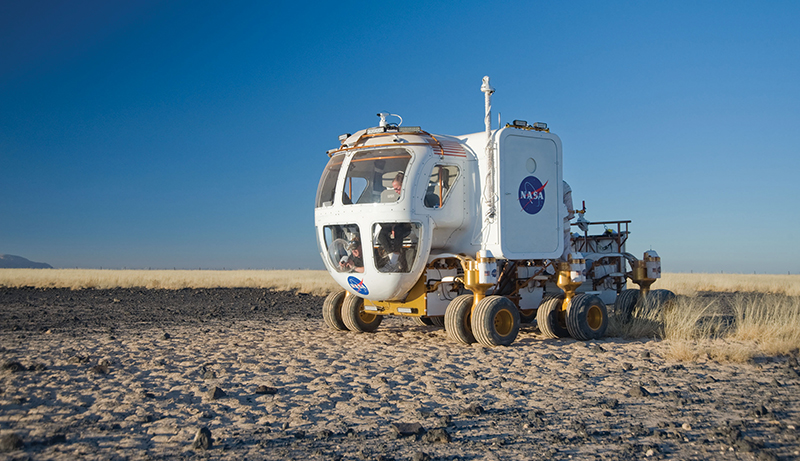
[
  {"left": 533, "top": 122, "right": 548, "bottom": 131},
  {"left": 512, "top": 120, "right": 528, "bottom": 127},
  {"left": 366, "top": 127, "right": 386, "bottom": 135},
  {"left": 338, "top": 133, "right": 351, "bottom": 144},
  {"left": 398, "top": 126, "right": 421, "bottom": 133}
]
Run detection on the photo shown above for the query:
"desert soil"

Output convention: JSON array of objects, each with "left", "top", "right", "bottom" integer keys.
[{"left": 1, "top": 287, "right": 798, "bottom": 460}]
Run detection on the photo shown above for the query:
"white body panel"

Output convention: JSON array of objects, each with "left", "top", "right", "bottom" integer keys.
[{"left": 493, "top": 129, "right": 563, "bottom": 259}]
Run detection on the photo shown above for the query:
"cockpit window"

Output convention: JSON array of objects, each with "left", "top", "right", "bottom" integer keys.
[
  {"left": 372, "top": 222, "right": 421, "bottom": 273},
  {"left": 343, "top": 149, "right": 411, "bottom": 205},
  {"left": 316, "top": 154, "right": 345, "bottom": 208},
  {"left": 423, "top": 165, "right": 460, "bottom": 208},
  {"left": 323, "top": 225, "right": 363, "bottom": 273}
]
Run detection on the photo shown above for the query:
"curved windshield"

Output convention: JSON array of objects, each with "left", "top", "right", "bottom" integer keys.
[
  {"left": 323, "top": 224, "right": 363, "bottom": 273},
  {"left": 343, "top": 149, "right": 411, "bottom": 205},
  {"left": 316, "top": 154, "right": 345, "bottom": 208}
]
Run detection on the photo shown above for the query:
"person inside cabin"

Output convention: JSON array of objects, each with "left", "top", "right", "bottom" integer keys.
[
  {"left": 339, "top": 236, "right": 364, "bottom": 273},
  {"left": 391, "top": 171, "right": 403, "bottom": 198},
  {"left": 377, "top": 172, "right": 411, "bottom": 271}
]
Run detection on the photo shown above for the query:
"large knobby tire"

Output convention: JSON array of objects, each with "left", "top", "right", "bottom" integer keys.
[
  {"left": 566, "top": 293, "right": 608, "bottom": 340},
  {"left": 537, "top": 294, "right": 570, "bottom": 339},
  {"left": 341, "top": 294, "right": 382, "bottom": 332},
  {"left": 322, "top": 289, "right": 348, "bottom": 331},
  {"left": 472, "top": 296, "right": 521, "bottom": 347},
  {"left": 411, "top": 316, "right": 434, "bottom": 326},
  {"left": 519, "top": 290, "right": 544, "bottom": 324},
  {"left": 445, "top": 294, "right": 475, "bottom": 344},
  {"left": 614, "top": 289, "right": 640, "bottom": 322},
  {"left": 640, "top": 289, "right": 677, "bottom": 316},
  {"left": 429, "top": 316, "right": 445, "bottom": 328},
  {"left": 649, "top": 289, "right": 677, "bottom": 307},
  {"left": 519, "top": 307, "right": 536, "bottom": 324}
]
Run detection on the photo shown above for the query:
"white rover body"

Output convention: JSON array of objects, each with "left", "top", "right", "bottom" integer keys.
[{"left": 314, "top": 77, "right": 667, "bottom": 346}]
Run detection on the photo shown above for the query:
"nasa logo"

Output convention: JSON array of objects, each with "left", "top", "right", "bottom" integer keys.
[
  {"left": 347, "top": 276, "right": 369, "bottom": 296},
  {"left": 518, "top": 176, "right": 548, "bottom": 215}
]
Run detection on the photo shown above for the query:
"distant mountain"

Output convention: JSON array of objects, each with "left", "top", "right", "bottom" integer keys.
[{"left": 0, "top": 254, "right": 53, "bottom": 269}]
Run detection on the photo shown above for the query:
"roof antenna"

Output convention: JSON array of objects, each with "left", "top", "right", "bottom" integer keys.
[
  {"left": 377, "top": 112, "right": 403, "bottom": 127},
  {"left": 481, "top": 76, "right": 496, "bottom": 220}
]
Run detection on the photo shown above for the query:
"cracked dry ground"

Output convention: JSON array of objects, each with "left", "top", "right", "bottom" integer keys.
[{"left": 1, "top": 287, "right": 799, "bottom": 460}]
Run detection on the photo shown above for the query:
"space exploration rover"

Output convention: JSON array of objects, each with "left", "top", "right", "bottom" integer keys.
[{"left": 314, "top": 77, "right": 671, "bottom": 347}]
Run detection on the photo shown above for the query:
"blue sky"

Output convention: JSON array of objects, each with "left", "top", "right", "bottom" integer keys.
[{"left": 1, "top": 1, "right": 798, "bottom": 273}]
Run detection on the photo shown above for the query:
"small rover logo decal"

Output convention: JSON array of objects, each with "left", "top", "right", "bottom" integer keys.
[
  {"left": 518, "top": 176, "right": 548, "bottom": 215},
  {"left": 347, "top": 276, "right": 369, "bottom": 295}
]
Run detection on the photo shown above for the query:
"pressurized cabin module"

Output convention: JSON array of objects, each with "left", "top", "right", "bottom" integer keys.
[{"left": 314, "top": 77, "right": 671, "bottom": 347}]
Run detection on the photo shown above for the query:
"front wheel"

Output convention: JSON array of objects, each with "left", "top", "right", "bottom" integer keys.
[
  {"left": 566, "top": 293, "right": 608, "bottom": 340},
  {"left": 322, "top": 289, "right": 348, "bottom": 331},
  {"left": 341, "top": 294, "right": 382, "bottom": 332},
  {"left": 472, "top": 296, "right": 520, "bottom": 347},
  {"left": 614, "top": 289, "right": 640, "bottom": 323},
  {"left": 445, "top": 294, "right": 475, "bottom": 344}
]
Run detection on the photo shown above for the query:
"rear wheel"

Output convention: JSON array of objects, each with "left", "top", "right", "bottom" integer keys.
[
  {"left": 649, "top": 289, "right": 676, "bottom": 306},
  {"left": 614, "top": 289, "right": 640, "bottom": 322},
  {"left": 566, "top": 293, "right": 608, "bottom": 340},
  {"left": 445, "top": 295, "right": 475, "bottom": 344},
  {"left": 537, "top": 294, "right": 570, "bottom": 339},
  {"left": 341, "top": 295, "right": 382, "bottom": 332},
  {"left": 322, "top": 289, "right": 348, "bottom": 331},
  {"left": 641, "top": 289, "right": 677, "bottom": 316},
  {"left": 472, "top": 296, "right": 520, "bottom": 347}
]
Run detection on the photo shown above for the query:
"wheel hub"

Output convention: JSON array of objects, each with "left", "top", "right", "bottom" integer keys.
[
  {"left": 587, "top": 304, "right": 604, "bottom": 330},
  {"left": 493, "top": 309, "right": 514, "bottom": 336},
  {"left": 360, "top": 311, "right": 377, "bottom": 323}
]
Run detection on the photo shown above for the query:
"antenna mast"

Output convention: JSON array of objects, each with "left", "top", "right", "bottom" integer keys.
[{"left": 481, "top": 76, "right": 496, "bottom": 220}]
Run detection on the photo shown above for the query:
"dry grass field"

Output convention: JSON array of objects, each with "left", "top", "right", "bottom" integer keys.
[
  {"left": 3, "top": 269, "right": 797, "bottom": 296},
  {"left": 610, "top": 291, "right": 800, "bottom": 362},
  {"left": 0, "top": 269, "right": 339, "bottom": 296},
  {"left": 2, "top": 269, "right": 799, "bottom": 361},
  {"left": 654, "top": 272, "right": 800, "bottom": 297}
]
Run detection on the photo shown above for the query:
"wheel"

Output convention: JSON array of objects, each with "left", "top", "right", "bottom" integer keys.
[
  {"left": 519, "top": 289, "right": 544, "bottom": 324},
  {"left": 323, "top": 289, "right": 348, "bottom": 331},
  {"left": 519, "top": 308, "right": 536, "bottom": 324},
  {"left": 641, "top": 289, "right": 677, "bottom": 315},
  {"left": 341, "top": 294, "right": 382, "bottom": 332},
  {"left": 429, "top": 316, "right": 445, "bottom": 328},
  {"left": 614, "top": 289, "right": 640, "bottom": 322},
  {"left": 411, "top": 316, "right": 434, "bottom": 326},
  {"left": 445, "top": 294, "right": 475, "bottom": 344},
  {"left": 566, "top": 293, "right": 608, "bottom": 340},
  {"left": 472, "top": 296, "right": 521, "bottom": 347},
  {"left": 536, "top": 294, "right": 570, "bottom": 339}
]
